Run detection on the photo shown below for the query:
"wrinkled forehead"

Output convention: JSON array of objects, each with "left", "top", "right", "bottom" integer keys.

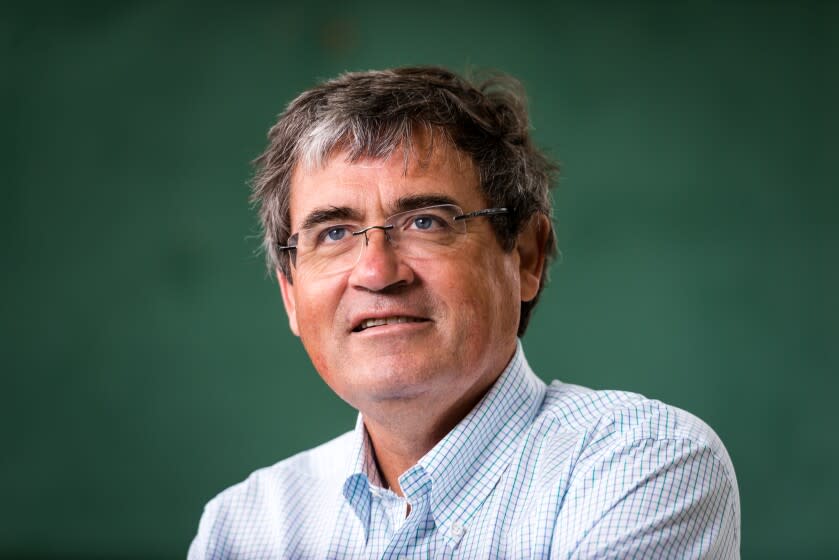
[
  {"left": 288, "top": 134, "right": 483, "bottom": 227},
  {"left": 296, "top": 125, "right": 475, "bottom": 179}
]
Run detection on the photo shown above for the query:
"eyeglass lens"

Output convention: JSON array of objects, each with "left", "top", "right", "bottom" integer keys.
[{"left": 292, "top": 204, "right": 468, "bottom": 277}]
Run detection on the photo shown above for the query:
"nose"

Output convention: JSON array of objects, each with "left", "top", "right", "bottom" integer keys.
[{"left": 348, "top": 226, "right": 415, "bottom": 292}]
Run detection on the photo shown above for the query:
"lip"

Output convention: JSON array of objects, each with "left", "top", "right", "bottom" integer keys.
[
  {"left": 352, "top": 319, "right": 432, "bottom": 337},
  {"left": 349, "top": 311, "right": 431, "bottom": 333}
]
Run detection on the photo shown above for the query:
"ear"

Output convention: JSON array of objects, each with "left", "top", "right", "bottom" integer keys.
[
  {"left": 277, "top": 268, "right": 300, "bottom": 336},
  {"left": 516, "top": 214, "right": 550, "bottom": 303}
]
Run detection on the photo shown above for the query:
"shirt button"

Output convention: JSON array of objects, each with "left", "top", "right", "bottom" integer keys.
[{"left": 451, "top": 522, "right": 465, "bottom": 539}]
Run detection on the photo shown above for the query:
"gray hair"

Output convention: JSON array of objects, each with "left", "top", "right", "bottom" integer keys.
[{"left": 251, "top": 66, "right": 558, "bottom": 335}]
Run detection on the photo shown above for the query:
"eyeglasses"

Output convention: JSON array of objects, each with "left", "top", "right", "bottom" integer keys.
[{"left": 278, "top": 204, "right": 508, "bottom": 277}]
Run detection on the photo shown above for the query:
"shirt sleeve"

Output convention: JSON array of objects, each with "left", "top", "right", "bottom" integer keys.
[
  {"left": 187, "top": 497, "right": 219, "bottom": 560},
  {"left": 552, "top": 436, "right": 740, "bottom": 559}
]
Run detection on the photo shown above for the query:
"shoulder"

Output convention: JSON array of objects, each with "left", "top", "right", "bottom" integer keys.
[
  {"left": 529, "top": 382, "right": 740, "bottom": 557},
  {"left": 532, "top": 381, "right": 738, "bottom": 498},
  {"left": 188, "top": 430, "right": 355, "bottom": 558},
  {"left": 536, "top": 381, "right": 733, "bottom": 469},
  {"left": 210, "top": 428, "right": 354, "bottom": 510}
]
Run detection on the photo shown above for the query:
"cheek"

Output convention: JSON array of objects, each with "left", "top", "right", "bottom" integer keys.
[
  {"left": 440, "top": 259, "right": 518, "bottom": 333},
  {"left": 294, "top": 283, "right": 343, "bottom": 352},
  {"left": 472, "top": 257, "right": 520, "bottom": 330},
  {"left": 296, "top": 277, "right": 343, "bottom": 320},
  {"left": 294, "top": 296, "right": 341, "bottom": 391},
  {"left": 294, "top": 296, "right": 321, "bottom": 335}
]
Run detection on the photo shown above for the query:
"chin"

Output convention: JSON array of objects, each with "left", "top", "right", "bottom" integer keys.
[{"left": 337, "top": 361, "right": 442, "bottom": 405}]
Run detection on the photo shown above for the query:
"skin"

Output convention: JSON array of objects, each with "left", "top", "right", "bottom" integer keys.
[{"left": 278, "top": 137, "right": 549, "bottom": 495}]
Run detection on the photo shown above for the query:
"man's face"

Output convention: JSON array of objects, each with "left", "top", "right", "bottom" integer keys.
[{"left": 278, "top": 140, "right": 538, "bottom": 416}]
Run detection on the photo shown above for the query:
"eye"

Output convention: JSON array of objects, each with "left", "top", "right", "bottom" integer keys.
[
  {"left": 412, "top": 216, "right": 436, "bottom": 230},
  {"left": 327, "top": 227, "right": 347, "bottom": 240},
  {"left": 407, "top": 214, "right": 448, "bottom": 231},
  {"left": 317, "top": 225, "right": 351, "bottom": 244}
]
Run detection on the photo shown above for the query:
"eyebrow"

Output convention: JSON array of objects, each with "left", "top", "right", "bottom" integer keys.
[
  {"left": 299, "top": 206, "right": 362, "bottom": 231},
  {"left": 392, "top": 193, "right": 461, "bottom": 213},
  {"left": 298, "top": 193, "right": 462, "bottom": 231}
]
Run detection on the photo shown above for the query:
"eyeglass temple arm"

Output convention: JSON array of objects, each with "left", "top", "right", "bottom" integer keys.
[{"left": 453, "top": 207, "right": 508, "bottom": 221}]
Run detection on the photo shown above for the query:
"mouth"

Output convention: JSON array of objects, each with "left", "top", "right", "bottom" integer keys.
[{"left": 352, "top": 316, "right": 429, "bottom": 333}]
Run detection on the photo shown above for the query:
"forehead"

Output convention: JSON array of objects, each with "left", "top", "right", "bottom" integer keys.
[{"left": 288, "top": 140, "right": 483, "bottom": 227}]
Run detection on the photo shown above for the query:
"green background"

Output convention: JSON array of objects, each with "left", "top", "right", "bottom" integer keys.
[{"left": 3, "top": 1, "right": 837, "bottom": 558}]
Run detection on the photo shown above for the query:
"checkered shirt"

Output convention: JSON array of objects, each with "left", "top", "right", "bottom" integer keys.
[{"left": 189, "top": 344, "right": 740, "bottom": 558}]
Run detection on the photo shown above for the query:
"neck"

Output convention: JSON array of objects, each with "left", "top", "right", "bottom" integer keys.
[{"left": 362, "top": 370, "right": 503, "bottom": 496}]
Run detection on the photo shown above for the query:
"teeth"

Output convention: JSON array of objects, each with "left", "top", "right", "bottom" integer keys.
[{"left": 359, "top": 317, "right": 423, "bottom": 330}]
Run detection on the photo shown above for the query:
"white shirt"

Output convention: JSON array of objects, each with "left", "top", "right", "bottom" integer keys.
[{"left": 189, "top": 343, "right": 740, "bottom": 558}]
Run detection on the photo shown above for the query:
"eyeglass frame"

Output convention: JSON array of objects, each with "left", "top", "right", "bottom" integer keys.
[{"left": 276, "top": 205, "right": 509, "bottom": 268}]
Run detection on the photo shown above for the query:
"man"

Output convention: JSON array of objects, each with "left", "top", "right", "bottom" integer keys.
[{"left": 189, "top": 67, "right": 740, "bottom": 558}]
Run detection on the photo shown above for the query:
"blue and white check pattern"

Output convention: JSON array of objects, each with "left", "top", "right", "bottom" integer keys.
[{"left": 189, "top": 344, "right": 740, "bottom": 558}]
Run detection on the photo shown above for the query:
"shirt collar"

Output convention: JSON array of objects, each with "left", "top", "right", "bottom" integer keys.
[
  {"left": 340, "top": 414, "right": 381, "bottom": 539},
  {"left": 412, "top": 341, "right": 546, "bottom": 536},
  {"left": 340, "top": 341, "right": 546, "bottom": 541}
]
